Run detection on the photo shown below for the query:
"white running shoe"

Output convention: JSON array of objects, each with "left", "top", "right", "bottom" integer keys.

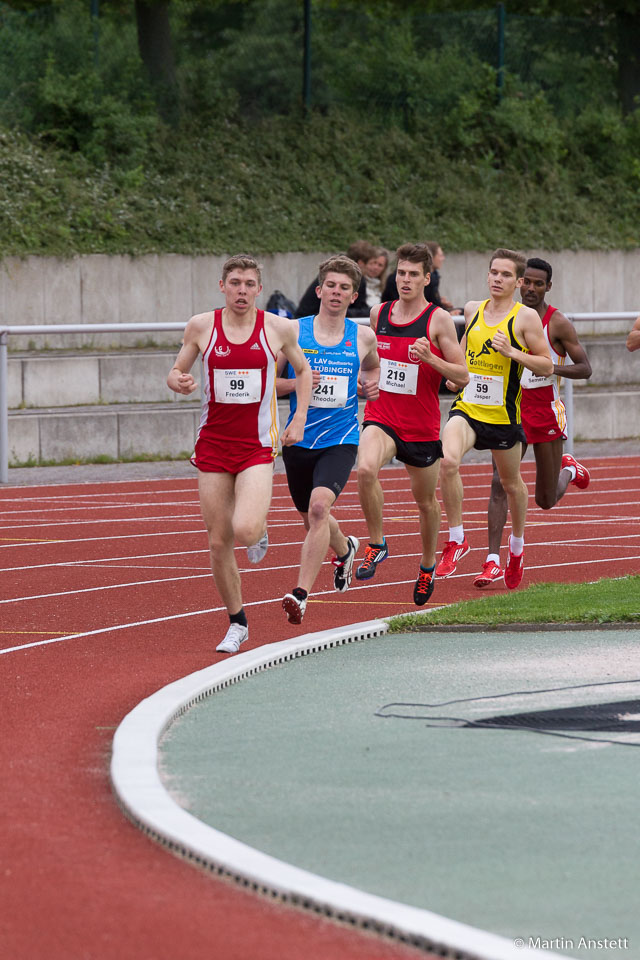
[
  {"left": 216, "top": 622, "right": 248, "bottom": 654},
  {"left": 332, "top": 535, "right": 360, "bottom": 592},
  {"left": 247, "top": 531, "right": 268, "bottom": 564},
  {"left": 282, "top": 592, "right": 307, "bottom": 624}
]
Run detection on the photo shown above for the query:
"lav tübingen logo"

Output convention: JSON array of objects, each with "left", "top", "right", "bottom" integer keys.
[{"left": 376, "top": 680, "right": 640, "bottom": 747}]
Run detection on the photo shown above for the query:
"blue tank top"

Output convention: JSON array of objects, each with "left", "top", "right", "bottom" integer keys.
[{"left": 285, "top": 315, "right": 360, "bottom": 449}]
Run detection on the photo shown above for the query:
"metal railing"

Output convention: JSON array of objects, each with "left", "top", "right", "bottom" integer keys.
[{"left": 1, "top": 313, "right": 637, "bottom": 483}]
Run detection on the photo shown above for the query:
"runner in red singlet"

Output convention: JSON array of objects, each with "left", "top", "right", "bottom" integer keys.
[
  {"left": 167, "top": 254, "right": 312, "bottom": 654},
  {"left": 474, "top": 257, "right": 592, "bottom": 589},
  {"left": 627, "top": 315, "right": 640, "bottom": 353},
  {"left": 355, "top": 243, "right": 468, "bottom": 606}
]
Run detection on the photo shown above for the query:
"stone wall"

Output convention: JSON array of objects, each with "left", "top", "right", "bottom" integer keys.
[{"left": 1, "top": 250, "right": 638, "bottom": 348}]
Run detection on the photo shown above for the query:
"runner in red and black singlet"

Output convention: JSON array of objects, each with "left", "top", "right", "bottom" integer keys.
[
  {"left": 167, "top": 254, "right": 312, "bottom": 655},
  {"left": 363, "top": 299, "right": 443, "bottom": 442},
  {"left": 356, "top": 243, "right": 468, "bottom": 607}
]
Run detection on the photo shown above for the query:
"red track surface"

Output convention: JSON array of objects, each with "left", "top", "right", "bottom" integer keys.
[{"left": 2, "top": 456, "right": 639, "bottom": 960}]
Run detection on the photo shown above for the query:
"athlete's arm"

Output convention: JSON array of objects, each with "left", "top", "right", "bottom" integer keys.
[
  {"left": 166, "top": 313, "right": 210, "bottom": 395},
  {"left": 276, "top": 347, "right": 321, "bottom": 397},
  {"left": 369, "top": 302, "right": 383, "bottom": 333},
  {"left": 272, "top": 315, "right": 313, "bottom": 446},
  {"left": 356, "top": 324, "right": 380, "bottom": 401},
  {"left": 627, "top": 316, "right": 640, "bottom": 353},
  {"left": 549, "top": 312, "right": 592, "bottom": 379},
  {"left": 494, "top": 306, "right": 553, "bottom": 378},
  {"left": 412, "top": 308, "right": 469, "bottom": 389}
]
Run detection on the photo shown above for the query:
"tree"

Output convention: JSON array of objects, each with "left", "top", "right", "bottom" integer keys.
[{"left": 133, "top": 0, "right": 178, "bottom": 121}]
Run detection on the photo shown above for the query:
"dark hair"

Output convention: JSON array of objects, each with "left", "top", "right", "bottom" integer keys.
[
  {"left": 526, "top": 257, "right": 553, "bottom": 283},
  {"left": 346, "top": 240, "right": 376, "bottom": 264},
  {"left": 395, "top": 242, "right": 433, "bottom": 276},
  {"left": 490, "top": 248, "right": 527, "bottom": 278},
  {"left": 317, "top": 255, "right": 362, "bottom": 291}
]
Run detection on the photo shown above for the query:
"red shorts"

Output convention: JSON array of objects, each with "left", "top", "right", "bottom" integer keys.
[
  {"left": 191, "top": 436, "right": 275, "bottom": 475},
  {"left": 520, "top": 395, "right": 567, "bottom": 445}
]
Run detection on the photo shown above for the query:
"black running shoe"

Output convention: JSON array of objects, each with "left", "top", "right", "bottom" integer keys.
[
  {"left": 413, "top": 567, "right": 435, "bottom": 606},
  {"left": 355, "top": 540, "right": 389, "bottom": 580}
]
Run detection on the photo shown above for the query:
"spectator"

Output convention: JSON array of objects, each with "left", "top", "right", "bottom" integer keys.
[{"left": 362, "top": 246, "right": 390, "bottom": 309}]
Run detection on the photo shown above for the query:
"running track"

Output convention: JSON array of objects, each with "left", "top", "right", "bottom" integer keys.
[{"left": 2, "top": 456, "right": 639, "bottom": 960}]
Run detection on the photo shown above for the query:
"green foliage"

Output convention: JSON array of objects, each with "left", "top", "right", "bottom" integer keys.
[{"left": 0, "top": 0, "right": 638, "bottom": 255}]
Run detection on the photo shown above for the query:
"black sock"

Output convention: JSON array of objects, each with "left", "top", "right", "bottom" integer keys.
[
  {"left": 369, "top": 540, "right": 386, "bottom": 548},
  {"left": 420, "top": 563, "right": 435, "bottom": 573},
  {"left": 292, "top": 587, "right": 308, "bottom": 601},
  {"left": 230, "top": 608, "right": 247, "bottom": 628}
]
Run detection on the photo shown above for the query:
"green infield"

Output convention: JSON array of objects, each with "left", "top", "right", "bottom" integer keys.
[{"left": 390, "top": 576, "right": 640, "bottom": 632}]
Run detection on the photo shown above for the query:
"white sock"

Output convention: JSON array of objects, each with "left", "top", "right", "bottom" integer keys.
[
  {"left": 449, "top": 525, "right": 465, "bottom": 544},
  {"left": 509, "top": 534, "right": 524, "bottom": 556},
  {"left": 563, "top": 464, "right": 577, "bottom": 481},
  {"left": 487, "top": 553, "right": 500, "bottom": 565}
]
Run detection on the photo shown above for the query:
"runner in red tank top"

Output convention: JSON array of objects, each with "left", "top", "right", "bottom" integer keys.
[
  {"left": 474, "top": 257, "right": 592, "bottom": 589},
  {"left": 355, "top": 243, "right": 468, "bottom": 606},
  {"left": 167, "top": 254, "right": 312, "bottom": 654}
]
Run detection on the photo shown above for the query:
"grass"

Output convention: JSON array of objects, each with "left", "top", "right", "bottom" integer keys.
[
  {"left": 9, "top": 452, "right": 193, "bottom": 468},
  {"left": 1, "top": 111, "right": 639, "bottom": 258},
  {"left": 389, "top": 576, "right": 640, "bottom": 631}
]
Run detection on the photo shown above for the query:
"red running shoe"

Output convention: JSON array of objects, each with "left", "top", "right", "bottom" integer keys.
[
  {"left": 504, "top": 548, "right": 524, "bottom": 590},
  {"left": 435, "top": 538, "right": 470, "bottom": 578},
  {"left": 473, "top": 560, "right": 504, "bottom": 589},
  {"left": 561, "top": 453, "right": 590, "bottom": 490}
]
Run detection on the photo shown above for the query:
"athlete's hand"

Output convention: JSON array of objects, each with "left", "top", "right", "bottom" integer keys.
[
  {"left": 280, "top": 414, "right": 305, "bottom": 446},
  {"left": 311, "top": 369, "right": 322, "bottom": 387},
  {"left": 445, "top": 379, "right": 459, "bottom": 393},
  {"left": 169, "top": 371, "right": 198, "bottom": 395},
  {"left": 360, "top": 378, "right": 379, "bottom": 401},
  {"left": 409, "top": 337, "right": 433, "bottom": 364},
  {"left": 491, "top": 330, "right": 513, "bottom": 358}
]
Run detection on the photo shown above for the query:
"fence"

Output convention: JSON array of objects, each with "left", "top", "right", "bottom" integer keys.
[
  {"left": 1, "top": 313, "right": 637, "bottom": 484},
  {"left": 0, "top": 1, "right": 623, "bottom": 133}
]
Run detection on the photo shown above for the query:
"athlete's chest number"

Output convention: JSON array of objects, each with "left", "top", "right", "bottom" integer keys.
[
  {"left": 380, "top": 358, "right": 418, "bottom": 396},
  {"left": 214, "top": 367, "right": 262, "bottom": 404},
  {"left": 462, "top": 373, "right": 503, "bottom": 406},
  {"left": 311, "top": 374, "right": 348, "bottom": 408}
]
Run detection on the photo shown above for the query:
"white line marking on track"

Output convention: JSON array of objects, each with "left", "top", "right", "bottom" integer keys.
[{"left": 4, "top": 554, "right": 640, "bottom": 657}]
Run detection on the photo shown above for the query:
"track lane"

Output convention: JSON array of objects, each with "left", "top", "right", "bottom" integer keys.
[{"left": 1, "top": 456, "right": 639, "bottom": 959}]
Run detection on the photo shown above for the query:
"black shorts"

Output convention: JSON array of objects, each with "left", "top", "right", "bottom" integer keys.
[
  {"left": 448, "top": 409, "right": 526, "bottom": 451},
  {"left": 362, "top": 421, "right": 442, "bottom": 469},
  {"left": 282, "top": 443, "right": 358, "bottom": 513}
]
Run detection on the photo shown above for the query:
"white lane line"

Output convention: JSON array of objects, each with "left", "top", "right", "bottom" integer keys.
[{"left": 4, "top": 553, "right": 640, "bottom": 656}]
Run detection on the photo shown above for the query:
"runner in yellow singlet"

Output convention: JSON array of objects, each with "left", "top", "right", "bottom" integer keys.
[{"left": 436, "top": 248, "right": 553, "bottom": 590}]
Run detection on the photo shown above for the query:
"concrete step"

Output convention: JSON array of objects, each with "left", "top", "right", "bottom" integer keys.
[
  {"left": 5, "top": 334, "right": 637, "bottom": 410},
  {"left": 7, "top": 387, "right": 639, "bottom": 466}
]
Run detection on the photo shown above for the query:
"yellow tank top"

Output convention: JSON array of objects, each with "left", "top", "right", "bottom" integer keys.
[{"left": 452, "top": 300, "right": 526, "bottom": 425}]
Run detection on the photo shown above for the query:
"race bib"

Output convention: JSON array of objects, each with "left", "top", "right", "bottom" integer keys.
[
  {"left": 214, "top": 368, "right": 261, "bottom": 404},
  {"left": 463, "top": 373, "right": 503, "bottom": 406},
  {"left": 380, "top": 358, "right": 418, "bottom": 395},
  {"left": 311, "top": 374, "right": 349, "bottom": 408},
  {"left": 521, "top": 366, "right": 554, "bottom": 390}
]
